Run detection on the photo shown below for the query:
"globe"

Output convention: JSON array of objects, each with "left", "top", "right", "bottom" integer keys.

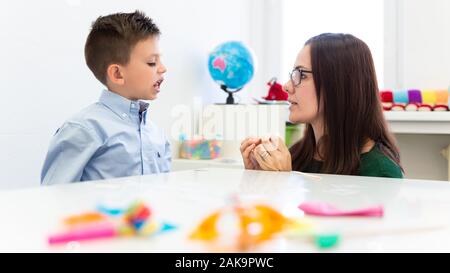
[{"left": 208, "top": 41, "right": 255, "bottom": 104}]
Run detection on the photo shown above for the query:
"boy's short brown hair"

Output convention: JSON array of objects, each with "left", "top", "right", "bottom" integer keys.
[{"left": 84, "top": 10, "right": 160, "bottom": 85}]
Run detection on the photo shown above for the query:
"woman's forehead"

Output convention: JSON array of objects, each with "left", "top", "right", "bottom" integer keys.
[{"left": 295, "top": 45, "right": 311, "bottom": 68}]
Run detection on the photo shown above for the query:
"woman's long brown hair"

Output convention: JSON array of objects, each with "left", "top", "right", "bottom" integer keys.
[{"left": 290, "top": 33, "right": 402, "bottom": 174}]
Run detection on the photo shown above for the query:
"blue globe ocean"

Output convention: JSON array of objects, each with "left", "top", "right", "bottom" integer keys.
[{"left": 208, "top": 41, "right": 255, "bottom": 92}]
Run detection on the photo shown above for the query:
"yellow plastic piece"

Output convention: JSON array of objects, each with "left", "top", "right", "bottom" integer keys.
[
  {"left": 190, "top": 210, "right": 222, "bottom": 241},
  {"left": 64, "top": 212, "right": 106, "bottom": 226}
]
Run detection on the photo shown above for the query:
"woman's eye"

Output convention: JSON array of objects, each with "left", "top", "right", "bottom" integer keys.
[
  {"left": 147, "top": 62, "right": 156, "bottom": 67},
  {"left": 300, "top": 73, "right": 307, "bottom": 79}
]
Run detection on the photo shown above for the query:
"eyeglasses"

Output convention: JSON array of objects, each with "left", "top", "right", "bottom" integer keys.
[{"left": 289, "top": 67, "right": 313, "bottom": 87}]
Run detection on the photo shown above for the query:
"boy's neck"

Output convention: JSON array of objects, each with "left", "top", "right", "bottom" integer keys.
[{"left": 107, "top": 86, "right": 139, "bottom": 101}]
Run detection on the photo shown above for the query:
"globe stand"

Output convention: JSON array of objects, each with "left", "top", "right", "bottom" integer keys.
[{"left": 220, "top": 85, "right": 242, "bottom": 105}]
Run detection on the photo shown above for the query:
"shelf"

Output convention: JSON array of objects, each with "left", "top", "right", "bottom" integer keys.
[{"left": 384, "top": 111, "right": 450, "bottom": 134}]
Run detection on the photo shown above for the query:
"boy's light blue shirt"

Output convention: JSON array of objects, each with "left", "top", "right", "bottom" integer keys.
[{"left": 41, "top": 89, "right": 171, "bottom": 185}]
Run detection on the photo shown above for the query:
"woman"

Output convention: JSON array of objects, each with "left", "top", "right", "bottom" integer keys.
[{"left": 240, "top": 33, "right": 403, "bottom": 178}]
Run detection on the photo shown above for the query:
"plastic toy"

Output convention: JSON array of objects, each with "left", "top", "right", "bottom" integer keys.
[{"left": 48, "top": 201, "right": 176, "bottom": 245}]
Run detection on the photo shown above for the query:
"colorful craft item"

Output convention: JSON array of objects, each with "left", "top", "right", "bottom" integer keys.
[
  {"left": 418, "top": 103, "right": 433, "bottom": 111},
  {"left": 190, "top": 203, "right": 298, "bottom": 250},
  {"left": 380, "top": 90, "right": 393, "bottom": 103},
  {"left": 48, "top": 201, "right": 176, "bottom": 245},
  {"left": 49, "top": 222, "right": 117, "bottom": 244},
  {"left": 380, "top": 90, "right": 394, "bottom": 110},
  {"left": 434, "top": 104, "right": 449, "bottom": 111},
  {"left": 407, "top": 89, "right": 422, "bottom": 104},
  {"left": 63, "top": 212, "right": 106, "bottom": 226},
  {"left": 380, "top": 89, "right": 450, "bottom": 111},
  {"left": 421, "top": 90, "right": 436, "bottom": 105},
  {"left": 298, "top": 202, "right": 384, "bottom": 217},
  {"left": 283, "top": 219, "right": 341, "bottom": 249},
  {"left": 435, "top": 90, "right": 448, "bottom": 105},
  {"left": 314, "top": 233, "right": 340, "bottom": 249},
  {"left": 405, "top": 103, "right": 419, "bottom": 111},
  {"left": 393, "top": 89, "right": 409, "bottom": 104},
  {"left": 190, "top": 201, "right": 340, "bottom": 250},
  {"left": 391, "top": 103, "right": 406, "bottom": 111}
]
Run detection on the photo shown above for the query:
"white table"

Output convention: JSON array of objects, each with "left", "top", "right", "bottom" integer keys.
[
  {"left": 172, "top": 158, "right": 244, "bottom": 171},
  {"left": 1, "top": 168, "right": 450, "bottom": 252}
]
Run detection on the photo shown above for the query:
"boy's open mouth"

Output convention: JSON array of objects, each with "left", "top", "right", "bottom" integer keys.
[{"left": 153, "top": 78, "right": 164, "bottom": 91}]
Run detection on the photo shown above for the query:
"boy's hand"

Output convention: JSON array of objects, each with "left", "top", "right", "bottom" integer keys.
[
  {"left": 240, "top": 137, "right": 262, "bottom": 170},
  {"left": 252, "top": 136, "right": 292, "bottom": 172}
]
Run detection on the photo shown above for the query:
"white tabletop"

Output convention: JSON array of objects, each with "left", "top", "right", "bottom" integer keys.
[{"left": 1, "top": 168, "right": 450, "bottom": 252}]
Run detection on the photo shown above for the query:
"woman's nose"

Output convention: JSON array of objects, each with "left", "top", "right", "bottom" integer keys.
[{"left": 283, "top": 82, "right": 293, "bottom": 94}]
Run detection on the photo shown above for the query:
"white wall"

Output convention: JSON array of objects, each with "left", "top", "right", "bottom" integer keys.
[
  {"left": 385, "top": 0, "right": 450, "bottom": 181},
  {"left": 281, "top": 0, "right": 384, "bottom": 88},
  {"left": 384, "top": 0, "right": 450, "bottom": 89},
  {"left": 398, "top": 0, "right": 450, "bottom": 89},
  {"left": 0, "top": 0, "right": 265, "bottom": 189}
]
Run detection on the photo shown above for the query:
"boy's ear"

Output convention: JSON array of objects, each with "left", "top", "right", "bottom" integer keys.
[{"left": 106, "top": 64, "right": 125, "bottom": 85}]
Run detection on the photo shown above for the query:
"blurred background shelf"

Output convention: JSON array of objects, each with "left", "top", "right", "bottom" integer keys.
[{"left": 384, "top": 112, "right": 450, "bottom": 134}]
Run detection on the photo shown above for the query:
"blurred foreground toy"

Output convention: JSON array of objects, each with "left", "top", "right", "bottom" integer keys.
[
  {"left": 190, "top": 203, "right": 294, "bottom": 251},
  {"left": 190, "top": 199, "right": 339, "bottom": 251},
  {"left": 48, "top": 201, "right": 176, "bottom": 245},
  {"left": 299, "top": 202, "right": 384, "bottom": 217}
]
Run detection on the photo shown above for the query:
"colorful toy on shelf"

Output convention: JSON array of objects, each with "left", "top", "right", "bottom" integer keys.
[
  {"left": 264, "top": 77, "right": 288, "bottom": 101},
  {"left": 179, "top": 134, "right": 222, "bottom": 160},
  {"left": 252, "top": 77, "right": 289, "bottom": 105},
  {"left": 48, "top": 201, "right": 176, "bottom": 245},
  {"left": 380, "top": 89, "right": 449, "bottom": 111},
  {"left": 380, "top": 90, "right": 395, "bottom": 110}
]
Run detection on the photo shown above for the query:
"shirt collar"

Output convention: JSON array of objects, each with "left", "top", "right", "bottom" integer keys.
[{"left": 99, "top": 89, "right": 149, "bottom": 122}]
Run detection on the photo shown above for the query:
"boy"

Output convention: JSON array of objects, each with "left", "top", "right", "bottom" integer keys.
[{"left": 41, "top": 11, "right": 171, "bottom": 185}]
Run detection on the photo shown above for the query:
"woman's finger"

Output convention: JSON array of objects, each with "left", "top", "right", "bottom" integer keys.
[
  {"left": 249, "top": 154, "right": 261, "bottom": 170},
  {"left": 253, "top": 149, "right": 274, "bottom": 170},
  {"left": 253, "top": 146, "right": 279, "bottom": 171},
  {"left": 261, "top": 138, "right": 277, "bottom": 154},
  {"left": 240, "top": 138, "right": 260, "bottom": 153},
  {"left": 242, "top": 143, "right": 255, "bottom": 159},
  {"left": 240, "top": 138, "right": 253, "bottom": 153},
  {"left": 254, "top": 144, "right": 270, "bottom": 158},
  {"left": 273, "top": 136, "right": 289, "bottom": 153}
]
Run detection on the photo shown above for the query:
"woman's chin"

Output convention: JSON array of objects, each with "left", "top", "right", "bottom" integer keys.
[{"left": 288, "top": 113, "right": 302, "bottom": 124}]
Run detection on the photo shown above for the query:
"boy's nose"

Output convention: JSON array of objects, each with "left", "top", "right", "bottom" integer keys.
[{"left": 159, "top": 63, "right": 167, "bottom": 74}]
